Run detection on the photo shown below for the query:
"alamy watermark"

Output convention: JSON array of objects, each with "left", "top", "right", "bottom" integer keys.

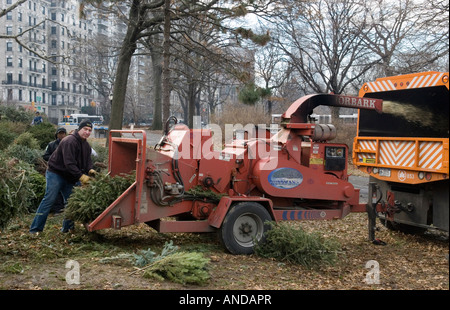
[
  {"left": 364, "top": 260, "right": 380, "bottom": 284},
  {"left": 64, "top": 258, "right": 380, "bottom": 286},
  {"left": 168, "top": 116, "right": 280, "bottom": 170},
  {"left": 65, "top": 259, "right": 80, "bottom": 285}
]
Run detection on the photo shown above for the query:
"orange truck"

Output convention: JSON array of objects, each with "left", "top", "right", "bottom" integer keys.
[{"left": 353, "top": 71, "right": 449, "bottom": 236}]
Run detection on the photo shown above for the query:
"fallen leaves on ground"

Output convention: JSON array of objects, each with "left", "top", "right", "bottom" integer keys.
[{"left": 0, "top": 213, "right": 448, "bottom": 290}]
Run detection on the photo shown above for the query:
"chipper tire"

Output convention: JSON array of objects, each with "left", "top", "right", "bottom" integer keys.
[{"left": 219, "top": 202, "right": 272, "bottom": 255}]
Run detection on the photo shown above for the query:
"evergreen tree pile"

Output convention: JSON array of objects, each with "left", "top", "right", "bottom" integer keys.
[{"left": 65, "top": 172, "right": 135, "bottom": 223}]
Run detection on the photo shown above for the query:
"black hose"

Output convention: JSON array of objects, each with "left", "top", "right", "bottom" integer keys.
[{"left": 164, "top": 116, "right": 178, "bottom": 136}]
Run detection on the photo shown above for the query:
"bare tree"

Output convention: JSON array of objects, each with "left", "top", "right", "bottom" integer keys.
[
  {"left": 274, "top": 0, "right": 378, "bottom": 95},
  {"left": 72, "top": 32, "right": 121, "bottom": 122},
  {"left": 271, "top": 0, "right": 380, "bottom": 121},
  {"left": 360, "top": 0, "right": 443, "bottom": 76},
  {"left": 254, "top": 40, "right": 292, "bottom": 115},
  {"left": 0, "top": 0, "right": 27, "bottom": 18},
  {"left": 162, "top": 0, "right": 171, "bottom": 126},
  {"left": 169, "top": 13, "right": 245, "bottom": 127},
  {"left": 80, "top": 0, "right": 166, "bottom": 132},
  {"left": 397, "top": 0, "right": 449, "bottom": 72},
  {"left": 82, "top": 0, "right": 278, "bottom": 131}
]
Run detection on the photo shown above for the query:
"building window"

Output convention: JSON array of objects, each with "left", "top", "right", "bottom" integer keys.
[
  {"left": 19, "top": 90, "right": 23, "bottom": 101},
  {"left": 6, "top": 12, "right": 12, "bottom": 20},
  {"left": 6, "top": 26, "right": 13, "bottom": 35},
  {"left": 6, "top": 73, "right": 13, "bottom": 84},
  {"left": 6, "top": 42, "right": 13, "bottom": 51},
  {"left": 6, "top": 57, "right": 13, "bottom": 67}
]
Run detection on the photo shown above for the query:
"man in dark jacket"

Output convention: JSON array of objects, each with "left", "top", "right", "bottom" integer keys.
[
  {"left": 43, "top": 127, "right": 67, "bottom": 161},
  {"left": 30, "top": 119, "right": 95, "bottom": 234},
  {"left": 42, "top": 127, "right": 67, "bottom": 214}
]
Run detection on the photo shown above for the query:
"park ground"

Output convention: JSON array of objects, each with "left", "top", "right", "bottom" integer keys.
[{"left": 0, "top": 211, "right": 447, "bottom": 291}]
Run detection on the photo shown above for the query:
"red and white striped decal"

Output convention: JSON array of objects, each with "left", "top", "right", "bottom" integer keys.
[
  {"left": 419, "top": 141, "right": 443, "bottom": 170},
  {"left": 356, "top": 138, "right": 446, "bottom": 172},
  {"left": 407, "top": 72, "right": 445, "bottom": 89},
  {"left": 367, "top": 72, "right": 445, "bottom": 92},
  {"left": 358, "top": 139, "right": 376, "bottom": 152},
  {"left": 367, "top": 79, "right": 396, "bottom": 92},
  {"left": 379, "top": 141, "right": 415, "bottom": 167},
  {"left": 356, "top": 139, "right": 376, "bottom": 162}
]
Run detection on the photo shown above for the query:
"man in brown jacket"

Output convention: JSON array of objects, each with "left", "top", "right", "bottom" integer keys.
[{"left": 30, "top": 119, "right": 96, "bottom": 234}]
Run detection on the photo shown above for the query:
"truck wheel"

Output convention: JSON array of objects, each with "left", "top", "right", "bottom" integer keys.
[{"left": 219, "top": 202, "right": 272, "bottom": 255}]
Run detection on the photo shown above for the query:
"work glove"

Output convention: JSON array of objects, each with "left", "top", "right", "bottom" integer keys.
[
  {"left": 88, "top": 169, "right": 98, "bottom": 177},
  {"left": 79, "top": 174, "right": 90, "bottom": 185}
]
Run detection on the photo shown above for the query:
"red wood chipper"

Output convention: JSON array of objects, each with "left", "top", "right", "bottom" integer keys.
[{"left": 87, "top": 93, "right": 382, "bottom": 254}]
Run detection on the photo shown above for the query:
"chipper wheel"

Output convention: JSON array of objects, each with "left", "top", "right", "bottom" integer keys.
[{"left": 219, "top": 202, "right": 272, "bottom": 255}]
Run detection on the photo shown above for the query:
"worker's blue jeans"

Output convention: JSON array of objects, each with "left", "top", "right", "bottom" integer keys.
[{"left": 29, "top": 170, "right": 76, "bottom": 233}]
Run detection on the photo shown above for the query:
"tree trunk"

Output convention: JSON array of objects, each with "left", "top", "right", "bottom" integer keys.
[
  {"left": 267, "top": 99, "right": 272, "bottom": 116},
  {"left": 151, "top": 44, "right": 163, "bottom": 130},
  {"left": 188, "top": 81, "right": 195, "bottom": 128},
  {"left": 109, "top": 0, "right": 141, "bottom": 132},
  {"left": 162, "top": 0, "right": 171, "bottom": 125},
  {"left": 110, "top": 45, "right": 135, "bottom": 131}
]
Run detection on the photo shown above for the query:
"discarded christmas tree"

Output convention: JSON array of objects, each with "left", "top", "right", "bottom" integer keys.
[{"left": 65, "top": 172, "right": 135, "bottom": 223}]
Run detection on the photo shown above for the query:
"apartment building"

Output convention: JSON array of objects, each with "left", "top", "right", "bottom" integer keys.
[{"left": 0, "top": 0, "right": 101, "bottom": 123}]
